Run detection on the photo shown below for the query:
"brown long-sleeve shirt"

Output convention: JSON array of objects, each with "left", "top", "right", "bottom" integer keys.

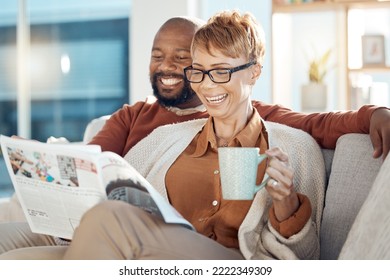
[{"left": 90, "top": 96, "right": 377, "bottom": 156}]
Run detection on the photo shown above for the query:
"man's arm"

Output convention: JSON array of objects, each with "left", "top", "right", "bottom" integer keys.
[
  {"left": 88, "top": 104, "right": 132, "bottom": 156},
  {"left": 254, "top": 101, "right": 389, "bottom": 158}
]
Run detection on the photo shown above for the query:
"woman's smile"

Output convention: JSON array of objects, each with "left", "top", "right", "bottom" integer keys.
[{"left": 205, "top": 93, "right": 228, "bottom": 104}]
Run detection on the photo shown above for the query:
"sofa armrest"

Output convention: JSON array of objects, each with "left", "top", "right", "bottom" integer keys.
[
  {"left": 83, "top": 115, "right": 111, "bottom": 144},
  {"left": 320, "top": 133, "right": 383, "bottom": 259}
]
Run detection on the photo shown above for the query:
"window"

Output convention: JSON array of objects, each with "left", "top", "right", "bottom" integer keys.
[{"left": 0, "top": 0, "right": 131, "bottom": 197}]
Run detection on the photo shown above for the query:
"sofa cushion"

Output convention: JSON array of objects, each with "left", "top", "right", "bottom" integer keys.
[
  {"left": 338, "top": 152, "right": 390, "bottom": 259},
  {"left": 320, "top": 134, "right": 383, "bottom": 259}
]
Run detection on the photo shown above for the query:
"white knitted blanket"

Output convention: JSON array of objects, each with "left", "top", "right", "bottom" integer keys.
[{"left": 125, "top": 118, "right": 325, "bottom": 260}]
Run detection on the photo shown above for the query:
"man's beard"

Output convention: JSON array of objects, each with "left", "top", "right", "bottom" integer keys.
[{"left": 151, "top": 73, "right": 195, "bottom": 107}]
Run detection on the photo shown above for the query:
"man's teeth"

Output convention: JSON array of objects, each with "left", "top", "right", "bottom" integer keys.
[
  {"left": 161, "top": 78, "right": 181, "bottom": 86},
  {"left": 206, "top": 94, "right": 228, "bottom": 104}
]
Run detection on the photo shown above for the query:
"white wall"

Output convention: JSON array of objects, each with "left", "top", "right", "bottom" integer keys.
[
  {"left": 291, "top": 12, "right": 339, "bottom": 111},
  {"left": 273, "top": 11, "right": 341, "bottom": 111}
]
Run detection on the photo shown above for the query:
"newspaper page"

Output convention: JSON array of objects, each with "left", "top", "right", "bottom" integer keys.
[
  {"left": 0, "top": 135, "right": 105, "bottom": 239},
  {"left": 0, "top": 135, "right": 194, "bottom": 239}
]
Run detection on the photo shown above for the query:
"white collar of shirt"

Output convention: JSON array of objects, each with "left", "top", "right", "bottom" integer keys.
[{"left": 166, "top": 104, "right": 206, "bottom": 116}]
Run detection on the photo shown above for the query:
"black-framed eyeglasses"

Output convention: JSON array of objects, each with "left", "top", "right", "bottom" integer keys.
[{"left": 184, "top": 61, "right": 257, "bottom": 84}]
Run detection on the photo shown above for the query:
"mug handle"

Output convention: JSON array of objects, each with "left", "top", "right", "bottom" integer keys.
[{"left": 254, "top": 154, "right": 270, "bottom": 193}]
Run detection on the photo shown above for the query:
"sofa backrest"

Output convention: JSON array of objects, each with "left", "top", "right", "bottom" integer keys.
[{"left": 320, "top": 133, "right": 383, "bottom": 259}]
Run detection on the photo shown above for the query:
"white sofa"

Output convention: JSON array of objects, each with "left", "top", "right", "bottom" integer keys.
[{"left": 0, "top": 116, "right": 386, "bottom": 259}]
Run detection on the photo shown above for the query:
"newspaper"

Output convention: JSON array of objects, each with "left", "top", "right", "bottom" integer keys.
[{"left": 0, "top": 135, "right": 194, "bottom": 239}]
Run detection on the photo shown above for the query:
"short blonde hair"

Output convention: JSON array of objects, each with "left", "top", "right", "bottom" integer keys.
[{"left": 191, "top": 10, "right": 266, "bottom": 65}]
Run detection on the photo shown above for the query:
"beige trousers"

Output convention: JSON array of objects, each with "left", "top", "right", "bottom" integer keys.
[
  {"left": 64, "top": 200, "right": 244, "bottom": 260},
  {"left": 0, "top": 222, "right": 65, "bottom": 259},
  {"left": 0, "top": 201, "right": 244, "bottom": 260}
]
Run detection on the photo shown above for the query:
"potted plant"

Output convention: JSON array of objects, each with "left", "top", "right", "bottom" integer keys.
[{"left": 301, "top": 48, "right": 332, "bottom": 111}]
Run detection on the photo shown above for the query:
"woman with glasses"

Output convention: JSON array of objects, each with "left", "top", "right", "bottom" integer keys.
[{"left": 54, "top": 10, "right": 325, "bottom": 260}]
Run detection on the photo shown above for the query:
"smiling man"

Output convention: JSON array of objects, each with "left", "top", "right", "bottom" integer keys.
[{"left": 149, "top": 18, "right": 202, "bottom": 108}]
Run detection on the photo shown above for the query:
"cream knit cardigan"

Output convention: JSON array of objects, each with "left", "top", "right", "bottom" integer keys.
[{"left": 124, "top": 118, "right": 325, "bottom": 260}]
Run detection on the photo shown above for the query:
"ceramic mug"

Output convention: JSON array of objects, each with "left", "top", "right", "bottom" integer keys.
[{"left": 218, "top": 147, "right": 269, "bottom": 200}]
